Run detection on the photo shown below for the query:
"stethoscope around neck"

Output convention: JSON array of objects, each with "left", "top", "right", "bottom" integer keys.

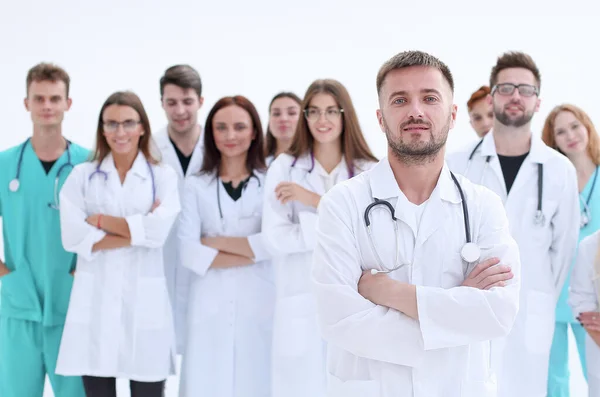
[
  {"left": 580, "top": 166, "right": 598, "bottom": 229},
  {"left": 9, "top": 137, "right": 74, "bottom": 210},
  {"left": 365, "top": 171, "right": 481, "bottom": 275},
  {"left": 215, "top": 172, "right": 261, "bottom": 226},
  {"left": 290, "top": 151, "right": 355, "bottom": 178},
  {"left": 464, "top": 138, "right": 546, "bottom": 227},
  {"left": 87, "top": 157, "right": 157, "bottom": 204}
]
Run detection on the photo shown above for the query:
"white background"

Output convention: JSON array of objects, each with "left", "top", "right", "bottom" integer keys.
[{"left": 1, "top": 0, "right": 599, "bottom": 395}]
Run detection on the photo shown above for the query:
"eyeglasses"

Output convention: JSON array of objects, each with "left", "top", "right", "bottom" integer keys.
[
  {"left": 492, "top": 83, "right": 539, "bottom": 97},
  {"left": 304, "top": 108, "right": 344, "bottom": 122},
  {"left": 103, "top": 120, "right": 141, "bottom": 133}
]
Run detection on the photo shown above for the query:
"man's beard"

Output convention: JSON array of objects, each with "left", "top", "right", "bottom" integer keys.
[
  {"left": 494, "top": 103, "right": 534, "bottom": 128},
  {"left": 384, "top": 116, "right": 450, "bottom": 165}
]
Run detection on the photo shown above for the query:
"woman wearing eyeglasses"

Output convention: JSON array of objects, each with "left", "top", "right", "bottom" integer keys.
[
  {"left": 264, "top": 92, "right": 302, "bottom": 166},
  {"left": 542, "top": 104, "right": 600, "bottom": 397},
  {"left": 262, "top": 79, "right": 378, "bottom": 397},
  {"left": 177, "top": 95, "right": 274, "bottom": 397},
  {"left": 56, "top": 91, "right": 181, "bottom": 397}
]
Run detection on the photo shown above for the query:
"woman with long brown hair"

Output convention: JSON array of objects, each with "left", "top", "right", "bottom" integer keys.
[
  {"left": 262, "top": 79, "right": 378, "bottom": 397},
  {"left": 56, "top": 91, "right": 181, "bottom": 397},
  {"left": 542, "top": 104, "right": 600, "bottom": 397},
  {"left": 178, "top": 95, "right": 274, "bottom": 397},
  {"left": 264, "top": 92, "right": 302, "bottom": 165}
]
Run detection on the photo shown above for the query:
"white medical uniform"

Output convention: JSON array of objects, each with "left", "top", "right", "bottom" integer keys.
[
  {"left": 312, "top": 158, "right": 521, "bottom": 397},
  {"left": 154, "top": 127, "right": 204, "bottom": 353},
  {"left": 177, "top": 170, "right": 274, "bottom": 397},
  {"left": 262, "top": 152, "right": 375, "bottom": 397},
  {"left": 446, "top": 131, "right": 580, "bottom": 397},
  {"left": 56, "top": 152, "right": 181, "bottom": 381},
  {"left": 569, "top": 231, "right": 600, "bottom": 397}
]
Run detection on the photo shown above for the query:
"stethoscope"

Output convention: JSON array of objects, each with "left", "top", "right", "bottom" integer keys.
[
  {"left": 365, "top": 171, "right": 481, "bottom": 275},
  {"left": 9, "top": 137, "right": 74, "bottom": 210},
  {"left": 291, "top": 151, "right": 355, "bottom": 178},
  {"left": 88, "top": 158, "right": 156, "bottom": 203},
  {"left": 216, "top": 173, "right": 261, "bottom": 226},
  {"left": 580, "top": 167, "right": 598, "bottom": 229},
  {"left": 465, "top": 139, "right": 545, "bottom": 227}
]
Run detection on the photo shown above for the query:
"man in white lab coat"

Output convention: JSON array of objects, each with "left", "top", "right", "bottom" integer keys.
[
  {"left": 312, "top": 50, "right": 521, "bottom": 397},
  {"left": 446, "top": 52, "right": 580, "bottom": 397},
  {"left": 154, "top": 65, "right": 205, "bottom": 354}
]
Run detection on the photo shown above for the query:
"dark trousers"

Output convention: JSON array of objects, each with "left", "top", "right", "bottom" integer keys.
[{"left": 82, "top": 375, "right": 165, "bottom": 397}]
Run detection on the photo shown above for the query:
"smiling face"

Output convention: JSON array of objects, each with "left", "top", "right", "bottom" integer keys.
[
  {"left": 376, "top": 65, "right": 456, "bottom": 163},
  {"left": 161, "top": 84, "right": 203, "bottom": 135},
  {"left": 492, "top": 68, "right": 540, "bottom": 128},
  {"left": 305, "top": 93, "right": 344, "bottom": 146},
  {"left": 553, "top": 110, "right": 590, "bottom": 158},
  {"left": 212, "top": 104, "right": 255, "bottom": 161},
  {"left": 102, "top": 104, "right": 144, "bottom": 157}
]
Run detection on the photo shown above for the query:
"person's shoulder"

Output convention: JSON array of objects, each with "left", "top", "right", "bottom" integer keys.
[
  {"left": 454, "top": 171, "right": 503, "bottom": 208},
  {"left": 324, "top": 165, "right": 373, "bottom": 207},
  {"left": 0, "top": 142, "right": 26, "bottom": 161},
  {"left": 542, "top": 145, "right": 575, "bottom": 174},
  {"left": 67, "top": 142, "right": 92, "bottom": 164},
  {"left": 270, "top": 153, "right": 294, "bottom": 169}
]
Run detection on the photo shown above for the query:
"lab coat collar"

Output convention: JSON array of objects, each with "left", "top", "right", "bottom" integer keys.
[
  {"left": 480, "top": 129, "right": 551, "bottom": 164},
  {"left": 98, "top": 151, "right": 151, "bottom": 180},
  {"left": 369, "top": 158, "right": 461, "bottom": 204},
  {"left": 154, "top": 125, "right": 204, "bottom": 151},
  {"left": 291, "top": 152, "right": 315, "bottom": 171}
]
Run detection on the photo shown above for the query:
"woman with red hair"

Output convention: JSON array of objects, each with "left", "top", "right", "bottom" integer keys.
[
  {"left": 542, "top": 104, "right": 600, "bottom": 396},
  {"left": 467, "top": 85, "right": 493, "bottom": 137}
]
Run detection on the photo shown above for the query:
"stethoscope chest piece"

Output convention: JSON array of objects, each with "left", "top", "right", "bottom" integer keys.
[
  {"left": 461, "top": 242, "right": 481, "bottom": 264},
  {"left": 9, "top": 179, "right": 20, "bottom": 192}
]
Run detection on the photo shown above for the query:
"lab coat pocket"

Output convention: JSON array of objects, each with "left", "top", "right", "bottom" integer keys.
[
  {"left": 66, "top": 272, "right": 95, "bottom": 325},
  {"left": 137, "top": 278, "right": 168, "bottom": 330},
  {"left": 460, "top": 377, "right": 497, "bottom": 397},
  {"left": 525, "top": 290, "right": 555, "bottom": 354},
  {"left": 274, "top": 293, "right": 314, "bottom": 357},
  {"left": 327, "top": 373, "right": 380, "bottom": 397}
]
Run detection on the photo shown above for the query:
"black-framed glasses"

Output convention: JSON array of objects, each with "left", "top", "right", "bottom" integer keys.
[
  {"left": 103, "top": 120, "right": 141, "bottom": 133},
  {"left": 303, "top": 107, "right": 344, "bottom": 122},
  {"left": 492, "top": 83, "right": 539, "bottom": 97}
]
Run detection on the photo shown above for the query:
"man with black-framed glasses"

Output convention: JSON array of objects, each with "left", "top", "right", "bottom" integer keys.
[{"left": 447, "top": 51, "right": 579, "bottom": 397}]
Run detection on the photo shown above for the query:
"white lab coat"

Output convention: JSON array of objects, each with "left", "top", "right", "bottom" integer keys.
[
  {"left": 262, "top": 152, "right": 375, "bottom": 397},
  {"left": 56, "top": 152, "right": 181, "bottom": 381},
  {"left": 446, "top": 131, "right": 580, "bottom": 397},
  {"left": 177, "top": 170, "right": 275, "bottom": 397},
  {"left": 312, "top": 158, "right": 521, "bottom": 397},
  {"left": 569, "top": 231, "right": 600, "bottom": 397},
  {"left": 154, "top": 127, "right": 204, "bottom": 354}
]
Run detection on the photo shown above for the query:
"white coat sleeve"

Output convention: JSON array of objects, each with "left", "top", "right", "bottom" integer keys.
[
  {"left": 416, "top": 189, "right": 521, "bottom": 350},
  {"left": 126, "top": 165, "right": 181, "bottom": 248},
  {"left": 261, "top": 158, "right": 318, "bottom": 256},
  {"left": 550, "top": 164, "right": 580, "bottom": 300},
  {"left": 569, "top": 233, "right": 599, "bottom": 315},
  {"left": 312, "top": 187, "right": 426, "bottom": 367},
  {"left": 177, "top": 180, "right": 219, "bottom": 277},
  {"left": 59, "top": 166, "right": 107, "bottom": 261},
  {"left": 247, "top": 232, "right": 270, "bottom": 262}
]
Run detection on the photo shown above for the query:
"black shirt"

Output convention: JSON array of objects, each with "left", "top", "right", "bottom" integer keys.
[
  {"left": 40, "top": 159, "right": 57, "bottom": 174},
  {"left": 169, "top": 137, "right": 193, "bottom": 176},
  {"left": 498, "top": 152, "right": 529, "bottom": 193},
  {"left": 222, "top": 176, "right": 251, "bottom": 201}
]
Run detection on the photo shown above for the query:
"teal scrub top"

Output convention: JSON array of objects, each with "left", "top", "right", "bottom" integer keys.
[
  {"left": 556, "top": 166, "right": 600, "bottom": 323},
  {"left": 0, "top": 139, "right": 90, "bottom": 326}
]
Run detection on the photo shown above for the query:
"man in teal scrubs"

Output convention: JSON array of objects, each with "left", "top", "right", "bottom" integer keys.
[{"left": 0, "top": 63, "right": 88, "bottom": 397}]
